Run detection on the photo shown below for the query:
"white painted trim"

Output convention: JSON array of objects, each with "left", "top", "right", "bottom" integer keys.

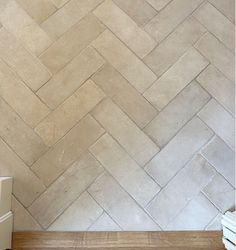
[{"left": 222, "top": 211, "right": 236, "bottom": 250}]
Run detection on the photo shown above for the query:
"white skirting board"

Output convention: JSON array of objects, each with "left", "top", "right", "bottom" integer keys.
[
  {"left": 222, "top": 211, "right": 236, "bottom": 250},
  {"left": 0, "top": 212, "right": 13, "bottom": 250}
]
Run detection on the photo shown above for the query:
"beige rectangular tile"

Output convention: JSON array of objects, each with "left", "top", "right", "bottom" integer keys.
[
  {"left": 144, "top": 17, "right": 206, "bottom": 77},
  {"left": 92, "top": 30, "right": 157, "bottom": 93},
  {"left": 147, "top": 155, "right": 216, "bottom": 228},
  {"left": 0, "top": 59, "right": 50, "bottom": 128},
  {"left": 0, "top": 28, "right": 51, "bottom": 91},
  {"left": 144, "top": 81, "right": 210, "bottom": 147},
  {"left": 40, "top": 14, "right": 105, "bottom": 74},
  {"left": 0, "top": 98, "right": 47, "bottom": 166},
  {"left": 51, "top": 0, "right": 69, "bottom": 8},
  {"left": 31, "top": 115, "right": 105, "bottom": 186},
  {"left": 48, "top": 192, "right": 103, "bottom": 231},
  {"left": 94, "top": 0, "right": 156, "bottom": 58},
  {"left": 194, "top": 3, "right": 234, "bottom": 50},
  {"left": 113, "top": 0, "right": 157, "bottom": 26},
  {"left": 88, "top": 172, "right": 160, "bottom": 230},
  {"left": 37, "top": 47, "right": 105, "bottom": 109},
  {"left": 144, "top": 0, "right": 204, "bottom": 42},
  {"left": 195, "top": 33, "right": 235, "bottom": 82},
  {"left": 145, "top": 117, "right": 214, "bottom": 186},
  {"left": 143, "top": 48, "right": 208, "bottom": 110},
  {"left": 0, "top": 0, "right": 52, "bottom": 55},
  {"left": 0, "top": 138, "right": 45, "bottom": 207},
  {"left": 16, "top": 0, "right": 57, "bottom": 24},
  {"left": 198, "top": 99, "right": 235, "bottom": 150},
  {"left": 92, "top": 64, "right": 157, "bottom": 128},
  {"left": 41, "top": 0, "right": 103, "bottom": 40},
  {"left": 92, "top": 99, "right": 159, "bottom": 166},
  {"left": 146, "top": 0, "right": 172, "bottom": 11},
  {"left": 29, "top": 152, "right": 104, "bottom": 228},
  {"left": 35, "top": 80, "right": 105, "bottom": 146},
  {"left": 197, "top": 65, "right": 235, "bottom": 115},
  {"left": 90, "top": 134, "right": 160, "bottom": 207}
]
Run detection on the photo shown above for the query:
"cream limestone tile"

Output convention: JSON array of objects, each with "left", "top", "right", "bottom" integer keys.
[
  {"left": 194, "top": 3, "right": 234, "bottom": 50},
  {"left": 12, "top": 197, "right": 42, "bottom": 231},
  {"left": 0, "top": 0, "right": 52, "bottom": 55},
  {"left": 0, "top": 59, "right": 50, "bottom": 128},
  {"left": 113, "top": 0, "right": 157, "bottom": 26},
  {"left": 145, "top": 117, "right": 214, "bottom": 186},
  {"left": 92, "top": 99, "right": 159, "bottom": 166},
  {"left": 48, "top": 192, "right": 103, "bottom": 231},
  {"left": 197, "top": 65, "right": 235, "bottom": 115},
  {"left": 0, "top": 28, "right": 51, "bottom": 91},
  {"left": 90, "top": 134, "right": 160, "bottom": 207},
  {"left": 92, "top": 64, "right": 157, "bottom": 128},
  {"left": 144, "top": 17, "right": 206, "bottom": 77},
  {"left": 166, "top": 193, "right": 218, "bottom": 230},
  {"left": 29, "top": 152, "right": 104, "bottom": 228},
  {"left": 51, "top": 0, "right": 69, "bottom": 8},
  {"left": 195, "top": 33, "right": 235, "bottom": 82},
  {"left": 0, "top": 98, "right": 47, "bottom": 166},
  {"left": 40, "top": 14, "right": 105, "bottom": 74},
  {"left": 203, "top": 174, "right": 235, "bottom": 212},
  {"left": 146, "top": 155, "right": 216, "bottom": 228},
  {"left": 206, "top": 213, "right": 223, "bottom": 230},
  {"left": 0, "top": 138, "right": 45, "bottom": 207},
  {"left": 93, "top": 0, "right": 156, "bottom": 58},
  {"left": 88, "top": 172, "right": 160, "bottom": 230},
  {"left": 201, "top": 136, "right": 235, "bottom": 187},
  {"left": 37, "top": 47, "right": 105, "bottom": 109},
  {"left": 144, "top": 0, "right": 204, "bottom": 42},
  {"left": 31, "top": 115, "right": 104, "bottom": 186},
  {"left": 16, "top": 0, "right": 57, "bottom": 24},
  {"left": 41, "top": 0, "right": 103, "bottom": 40},
  {"left": 146, "top": 0, "right": 172, "bottom": 11},
  {"left": 143, "top": 48, "right": 209, "bottom": 110},
  {"left": 198, "top": 99, "right": 235, "bottom": 150},
  {"left": 35, "top": 80, "right": 105, "bottom": 146},
  {"left": 89, "top": 212, "right": 121, "bottom": 231},
  {"left": 92, "top": 30, "right": 157, "bottom": 93},
  {"left": 144, "top": 81, "right": 210, "bottom": 147}
]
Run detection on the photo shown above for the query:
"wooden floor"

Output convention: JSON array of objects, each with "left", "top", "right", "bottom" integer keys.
[{"left": 12, "top": 231, "right": 225, "bottom": 250}]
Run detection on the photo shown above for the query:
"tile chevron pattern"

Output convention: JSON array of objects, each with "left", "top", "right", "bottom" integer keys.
[{"left": 0, "top": 0, "right": 235, "bottom": 231}]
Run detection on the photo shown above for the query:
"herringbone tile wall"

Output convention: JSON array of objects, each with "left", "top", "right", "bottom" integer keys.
[{"left": 0, "top": 0, "right": 235, "bottom": 231}]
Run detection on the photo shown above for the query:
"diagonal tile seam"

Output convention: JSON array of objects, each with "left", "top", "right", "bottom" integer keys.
[{"left": 204, "top": 211, "right": 222, "bottom": 230}]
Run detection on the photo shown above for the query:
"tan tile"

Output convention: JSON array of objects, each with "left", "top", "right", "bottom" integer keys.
[
  {"left": 146, "top": 0, "right": 172, "bottom": 11},
  {"left": 0, "top": 138, "right": 45, "bottom": 207},
  {"left": 198, "top": 99, "right": 235, "bottom": 150},
  {"left": 113, "top": 0, "right": 157, "bottom": 26},
  {"left": 90, "top": 134, "right": 160, "bottom": 207},
  {"left": 40, "top": 14, "right": 105, "bottom": 74},
  {"left": 201, "top": 136, "right": 235, "bottom": 187},
  {"left": 41, "top": 0, "right": 103, "bottom": 40},
  {"left": 195, "top": 33, "right": 235, "bottom": 82},
  {"left": 0, "top": 98, "right": 47, "bottom": 166},
  {"left": 144, "top": 81, "right": 210, "bottom": 147},
  {"left": 37, "top": 47, "right": 105, "bottom": 109},
  {"left": 29, "top": 152, "right": 104, "bottom": 228},
  {"left": 143, "top": 48, "right": 208, "bottom": 110},
  {"left": 12, "top": 196, "right": 42, "bottom": 231},
  {"left": 0, "top": 59, "right": 50, "bottom": 128},
  {"left": 0, "top": 28, "right": 51, "bottom": 91},
  {"left": 144, "top": 0, "right": 204, "bottom": 42},
  {"left": 146, "top": 155, "right": 216, "bottom": 228},
  {"left": 92, "top": 64, "right": 157, "bottom": 128},
  {"left": 94, "top": 0, "right": 156, "bottom": 58},
  {"left": 51, "top": 0, "right": 69, "bottom": 8},
  {"left": 145, "top": 117, "right": 214, "bottom": 186},
  {"left": 92, "top": 30, "right": 157, "bottom": 93},
  {"left": 35, "top": 80, "right": 105, "bottom": 146},
  {"left": 197, "top": 65, "right": 235, "bottom": 115},
  {"left": 31, "top": 115, "right": 105, "bottom": 186},
  {"left": 16, "top": 0, "right": 57, "bottom": 24},
  {"left": 92, "top": 99, "right": 159, "bottom": 166},
  {"left": 0, "top": 0, "right": 52, "bottom": 55},
  {"left": 48, "top": 192, "right": 103, "bottom": 231},
  {"left": 88, "top": 172, "right": 160, "bottom": 230},
  {"left": 144, "top": 17, "right": 206, "bottom": 77},
  {"left": 194, "top": 2, "right": 234, "bottom": 50}
]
